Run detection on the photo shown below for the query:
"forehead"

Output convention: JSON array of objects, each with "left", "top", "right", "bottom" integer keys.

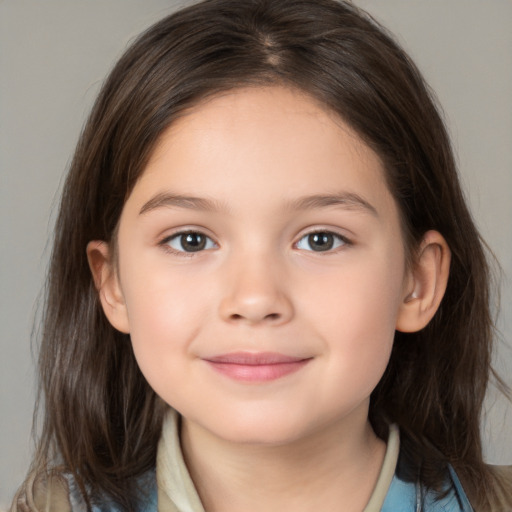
[{"left": 127, "top": 86, "right": 394, "bottom": 219}]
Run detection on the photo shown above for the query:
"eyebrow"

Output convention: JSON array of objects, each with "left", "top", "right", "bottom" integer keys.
[
  {"left": 287, "top": 193, "right": 378, "bottom": 216},
  {"left": 139, "top": 193, "right": 227, "bottom": 215},
  {"left": 139, "top": 192, "right": 378, "bottom": 216}
]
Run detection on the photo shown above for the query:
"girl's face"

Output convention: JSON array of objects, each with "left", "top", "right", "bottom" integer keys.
[{"left": 100, "top": 86, "right": 415, "bottom": 445}]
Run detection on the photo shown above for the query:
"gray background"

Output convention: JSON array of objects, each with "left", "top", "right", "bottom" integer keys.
[{"left": 1, "top": 0, "right": 511, "bottom": 508}]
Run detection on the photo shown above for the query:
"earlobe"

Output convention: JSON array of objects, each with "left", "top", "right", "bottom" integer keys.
[
  {"left": 396, "top": 230, "right": 451, "bottom": 333},
  {"left": 86, "top": 240, "right": 130, "bottom": 334}
]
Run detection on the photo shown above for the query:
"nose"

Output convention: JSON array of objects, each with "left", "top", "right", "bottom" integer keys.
[{"left": 218, "top": 255, "right": 294, "bottom": 326}]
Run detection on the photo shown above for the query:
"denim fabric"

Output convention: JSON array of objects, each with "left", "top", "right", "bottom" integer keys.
[
  {"left": 86, "top": 464, "right": 473, "bottom": 511},
  {"left": 381, "top": 466, "right": 473, "bottom": 512}
]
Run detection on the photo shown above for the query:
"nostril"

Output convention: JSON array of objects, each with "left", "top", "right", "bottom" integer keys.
[{"left": 228, "top": 312, "right": 281, "bottom": 322}]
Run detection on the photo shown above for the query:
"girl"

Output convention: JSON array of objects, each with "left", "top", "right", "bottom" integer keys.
[{"left": 11, "top": 0, "right": 512, "bottom": 510}]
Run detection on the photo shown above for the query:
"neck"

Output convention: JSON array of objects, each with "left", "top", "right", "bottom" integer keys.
[{"left": 180, "top": 407, "right": 386, "bottom": 512}]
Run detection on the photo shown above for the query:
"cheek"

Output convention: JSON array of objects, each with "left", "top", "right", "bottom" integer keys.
[
  {"left": 119, "top": 261, "right": 211, "bottom": 384},
  {"left": 303, "top": 250, "right": 405, "bottom": 383}
]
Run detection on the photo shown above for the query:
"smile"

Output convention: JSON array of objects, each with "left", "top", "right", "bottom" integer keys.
[{"left": 204, "top": 352, "right": 312, "bottom": 382}]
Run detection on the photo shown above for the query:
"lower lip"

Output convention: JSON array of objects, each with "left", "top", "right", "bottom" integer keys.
[{"left": 206, "top": 359, "right": 311, "bottom": 382}]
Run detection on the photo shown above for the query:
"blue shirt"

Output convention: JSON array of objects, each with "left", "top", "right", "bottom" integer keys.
[
  {"left": 85, "top": 464, "right": 473, "bottom": 511},
  {"left": 79, "top": 411, "right": 473, "bottom": 512}
]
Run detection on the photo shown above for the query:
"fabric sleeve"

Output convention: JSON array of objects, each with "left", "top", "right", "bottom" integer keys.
[{"left": 9, "top": 472, "right": 72, "bottom": 512}]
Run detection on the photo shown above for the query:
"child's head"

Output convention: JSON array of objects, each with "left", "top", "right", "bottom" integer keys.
[
  {"left": 38, "top": 0, "right": 495, "bottom": 506},
  {"left": 88, "top": 84, "right": 449, "bottom": 448}
]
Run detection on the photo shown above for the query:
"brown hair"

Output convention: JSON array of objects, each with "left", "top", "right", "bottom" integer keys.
[{"left": 17, "top": 0, "right": 510, "bottom": 510}]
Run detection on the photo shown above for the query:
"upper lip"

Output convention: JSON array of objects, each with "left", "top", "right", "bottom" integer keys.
[{"left": 204, "top": 352, "right": 310, "bottom": 365}]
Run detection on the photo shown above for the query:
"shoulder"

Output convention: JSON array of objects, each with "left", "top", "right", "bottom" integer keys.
[
  {"left": 459, "top": 464, "right": 512, "bottom": 512},
  {"left": 381, "top": 465, "right": 472, "bottom": 512},
  {"left": 10, "top": 471, "right": 72, "bottom": 512},
  {"left": 68, "top": 470, "right": 158, "bottom": 512},
  {"left": 10, "top": 469, "right": 158, "bottom": 512},
  {"left": 382, "top": 464, "right": 512, "bottom": 512},
  {"left": 481, "top": 464, "right": 512, "bottom": 512}
]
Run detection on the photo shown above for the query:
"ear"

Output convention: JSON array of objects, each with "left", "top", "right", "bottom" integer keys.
[
  {"left": 396, "top": 230, "right": 451, "bottom": 333},
  {"left": 86, "top": 240, "right": 130, "bottom": 334}
]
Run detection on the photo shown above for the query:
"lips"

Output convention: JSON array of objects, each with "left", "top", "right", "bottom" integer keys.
[{"left": 204, "top": 352, "right": 312, "bottom": 382}]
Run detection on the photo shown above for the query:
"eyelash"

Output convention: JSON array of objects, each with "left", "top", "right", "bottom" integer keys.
[
  {"left": 160, "top": 230, "right": 218, "bottom": 256},
  {"left": 294, "top": 230, "right": 351, "bottom": 253},
  {"left": 159, "top": 229, "right": 352, "bottom": 256}
]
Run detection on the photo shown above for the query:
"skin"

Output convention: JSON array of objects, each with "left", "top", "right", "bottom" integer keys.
[{"left": 88, "top": 86, "right": 450, "bottom": 512}]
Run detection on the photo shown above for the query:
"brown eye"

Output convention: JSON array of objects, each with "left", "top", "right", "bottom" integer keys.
[
  {"left": 308, "top": 233, "right": 334, "bottom": 251},
  {"left": 296, "top": 231, "right": 348, "bottom": 252},
  {"left": 166, "top": 231, "right": 216, "bottom": 253}
]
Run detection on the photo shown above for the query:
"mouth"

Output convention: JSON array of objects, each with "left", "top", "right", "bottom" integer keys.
[{"left": 203, "top": 352, "right": 312, "bottom": 382}]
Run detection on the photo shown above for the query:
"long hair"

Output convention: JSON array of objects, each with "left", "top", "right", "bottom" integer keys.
[{"left": 17, "top": 0, "right": 509, "bottom": 510}]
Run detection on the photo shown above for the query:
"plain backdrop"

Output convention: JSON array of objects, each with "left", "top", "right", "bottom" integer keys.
[{"left": 1, "top": 0, "right": 511, "bottom": 507}]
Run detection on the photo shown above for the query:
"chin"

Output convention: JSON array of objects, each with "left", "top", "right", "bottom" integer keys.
[{"left": 204, "top": 412, "right": 318, "bottom": 447}]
